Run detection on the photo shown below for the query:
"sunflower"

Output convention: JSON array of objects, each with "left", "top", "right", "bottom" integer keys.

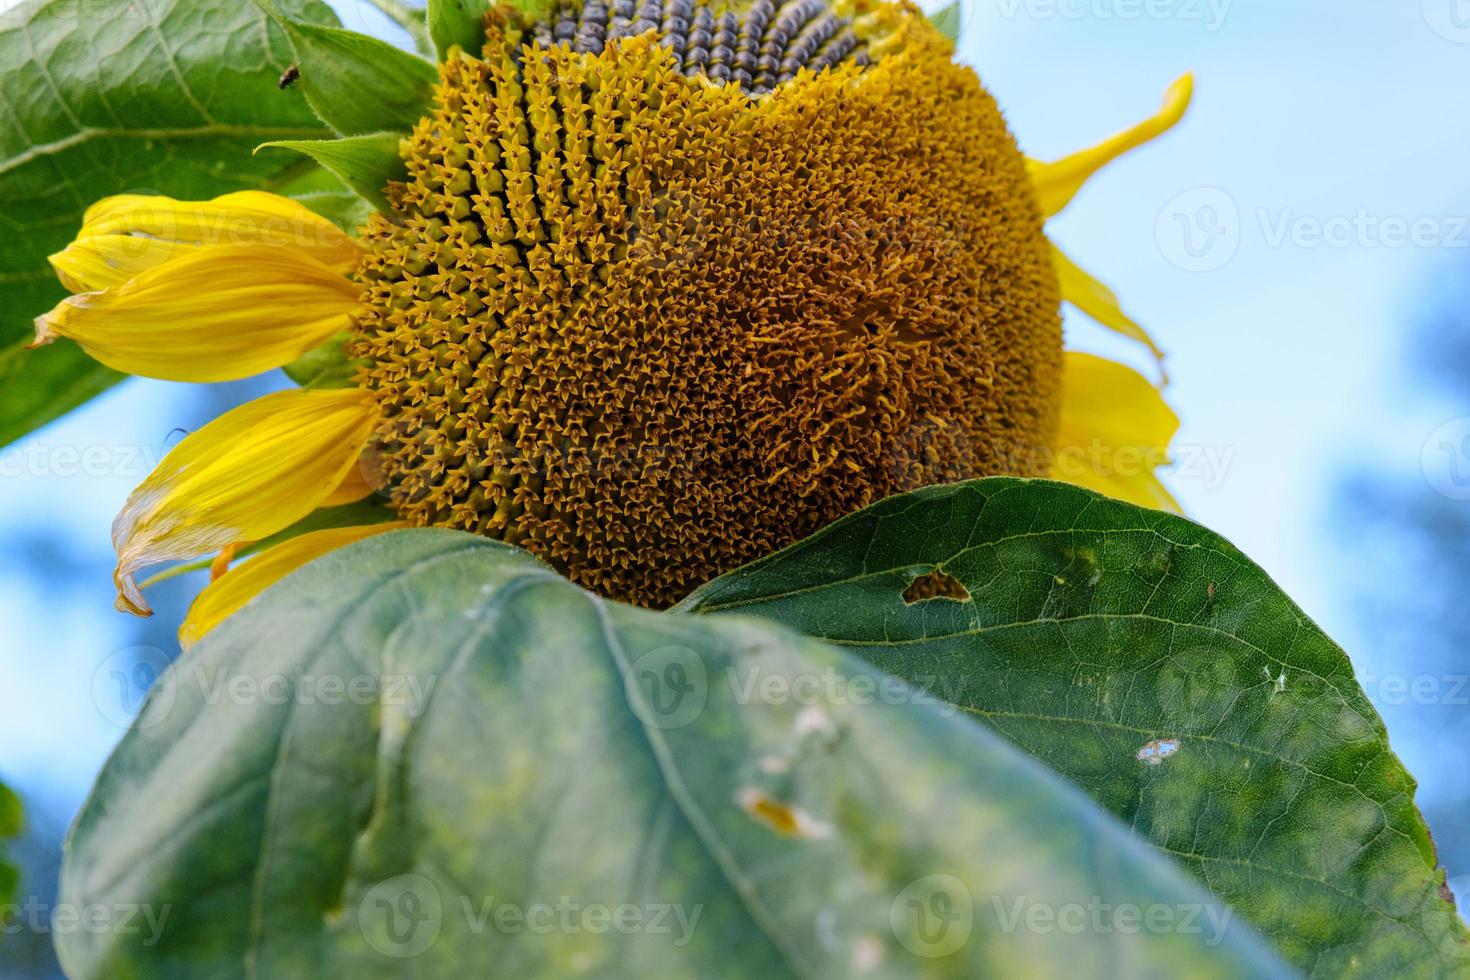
[{"left": 32, "top": 0, "right": 1190, "bottom": 644}]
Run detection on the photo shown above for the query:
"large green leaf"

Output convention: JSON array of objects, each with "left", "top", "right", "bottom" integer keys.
[
  {"left": 59, "top": 529, "right": 1290, "bottom": 978},
  {"left": 0, "top": 0, "right": 338, "bottom": 446},
  {"left": 679, "top": 478, "right": 1470, "bottom": 976}
]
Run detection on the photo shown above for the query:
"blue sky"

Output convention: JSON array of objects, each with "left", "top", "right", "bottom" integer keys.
[{"left": 3, "top": 0, "right": 1469, "bottom": 911}]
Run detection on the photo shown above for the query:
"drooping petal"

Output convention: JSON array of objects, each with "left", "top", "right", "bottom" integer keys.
[
  {"left": 113, "top": 388, "right": 380, "bottom": 615},
  {"left": 1051, "top": 351, "right": 1180, "bottom": 512},
  {"left": 179, "top": 522, "right": 405, "bottom": 647},
  {"left": 49, "top": 191, "right": 362, "bottom": 292},
  {"left": 33, "top": 244, "right": 362, "bottom": 382},
  {"left": 1052, "top": 244, "right": 1167, "bottom": 381},
  {"left": 1028, "top": 74, "right": 1194, "bottom": 219}
]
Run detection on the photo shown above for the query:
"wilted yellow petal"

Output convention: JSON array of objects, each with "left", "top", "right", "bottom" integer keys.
[
  {"left": 179, "top": 522, "right": 405, "bottom": 648},
  {"left": 113, "top": 388, "right": 380, "bottom": 616},
  {"left": 1051, "top": 351, "right": 1180, "bottom": 512},
  {"left": 50, "top": 191, "right": 361, "bottom": 292},
  {"left": 1053, "top": 244, "right": 1167, "bottom": 380},
  {"left": 33, "top": 243, "right": 361, "bottom": 382},
  {"left": 1028, "top": 74, "right": 1193, "bottom": 218}
]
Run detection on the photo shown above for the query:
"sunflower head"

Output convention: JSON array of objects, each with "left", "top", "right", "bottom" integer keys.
[
  {"left": 31, "top": 0, "right": 1189, "bottom": 637},
  {"left": 351, "top": 0, "right": 1061, "bottom": 607}
]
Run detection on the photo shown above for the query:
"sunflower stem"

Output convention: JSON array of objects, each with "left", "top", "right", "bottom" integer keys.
[{"left": 361, "top": 0, "right": 432, "bottom": 57}]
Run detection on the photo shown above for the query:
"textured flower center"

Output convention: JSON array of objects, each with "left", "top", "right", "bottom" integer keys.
[
  {"left": 528, "top": 0, "right": 873, "bottom": 94},
  {"left": 351, "top": 1, "right": 1062, "bottom": 607}
]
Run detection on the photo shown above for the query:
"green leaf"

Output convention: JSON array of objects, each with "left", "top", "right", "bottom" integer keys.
[
  {"left": 0, "top": 344, "right": 122, "bottom": 448},
  {"left": 427, "top": 0, "right": 490, "bottom": 59},
  {"left": 282, "top": 330, "right": 364, "bottom": 388},
  {"left": 260, "top": 2, "right": 439, "bottom": 137},
  {"left": 60, "top": 529, "right": 1290, "bottom": 978},
  {"left": 679, "top": 478, "right": 1470, "bottom": 976},
  {"left": 0, "top": 782, "right": 21, "bottom": 907},
  {"left": 260, "top": 132, "right": 406, "bottom": 213},
  {"left": 0, "top": 784, "right": 19, "bottom": 840},
  {"left": 292, "top": 192, "right": 377, "bottom": 234},
  {"left": 0, "top": 0, "right": 339, "bottom": 447},
  {"left": 927, "top": 2, "right": 961, "bottom": 43}
]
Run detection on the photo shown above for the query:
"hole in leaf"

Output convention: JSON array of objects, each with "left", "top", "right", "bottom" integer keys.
[{"left": 902, "top": 569, "right": 969, "bottom": 604}]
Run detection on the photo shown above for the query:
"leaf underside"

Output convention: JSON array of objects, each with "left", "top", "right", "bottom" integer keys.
[{"left": 58, "top": 529, "right": 1288, "bottom": 979}]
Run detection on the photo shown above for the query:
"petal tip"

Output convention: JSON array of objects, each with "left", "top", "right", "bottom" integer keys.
[
  {"left": 113, "top": 589, "right": 154, "bottom": 618},
  {"left": 29, "top": 313, "right": 59, "bottom": 350},
  {"left": 113, "top": 554, "right": 155, "bottom": 617},
  {"left": 1166, "top": 72, "right": 1196, "bottom": 119}
]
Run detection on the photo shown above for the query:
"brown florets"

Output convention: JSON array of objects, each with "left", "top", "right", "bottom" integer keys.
[{"left": 351, "top": 3, "right": 1062, "bottom": 608}]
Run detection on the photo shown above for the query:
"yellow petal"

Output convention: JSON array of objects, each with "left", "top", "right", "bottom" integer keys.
[
  {"left": 320, "top": 457, "right": 378, "bottom": 506},
  {"left": 1051, "top": 351, "right": 1180, "bottom": 512},
  {"left": 1028, "top": 74, "right": 1194, "bottom": 219},
  {"left": 50, "top": 191, "right": 361, "bottom": 292},
  {"left": 1052, "top": 244, "right": 1167, "bottom": 380},
  {"left": 113, "top": 388, "right": 380, "bottom": 616},
  {"left": 33, "top": 243, "right": 362, "bottom": 382},
  {"left": 179, "top": 522, "right": 405, "bottom": 648}
]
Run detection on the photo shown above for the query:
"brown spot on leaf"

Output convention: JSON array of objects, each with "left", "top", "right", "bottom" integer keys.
[
  {"left": 737, "top": 788, "right": 830, "bottom": 838},
  {"left": 902, "top": 569, "right": 969, "bottom": 604}
]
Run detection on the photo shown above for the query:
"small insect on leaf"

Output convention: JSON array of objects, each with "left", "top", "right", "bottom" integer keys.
[{"left": 277, "top": 65, "right": 300, "bottom": 90}]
